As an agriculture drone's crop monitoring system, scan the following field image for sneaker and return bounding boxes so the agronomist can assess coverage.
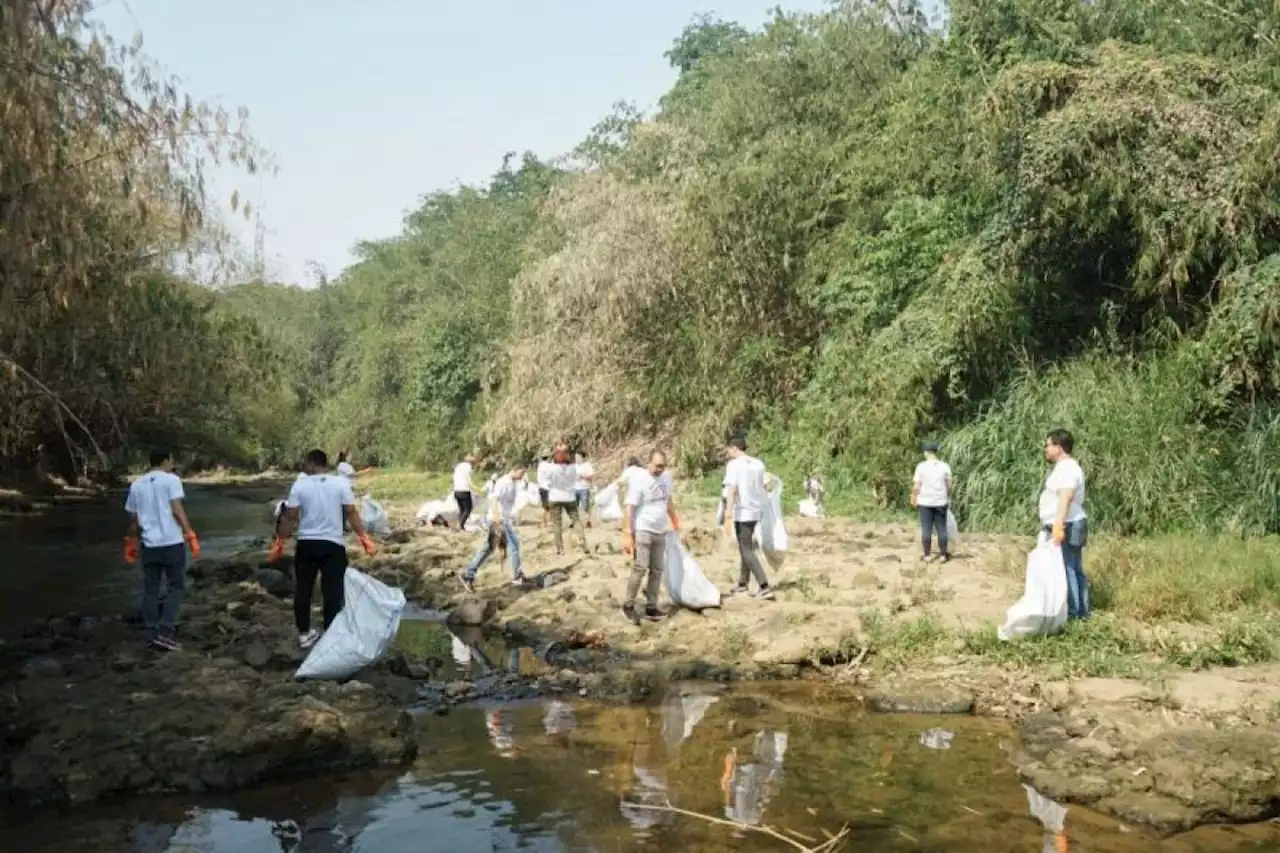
[643,607,667,622]
[938,554,951,564]
[298,629,321,649]
[726,584,749,597]
[922,554,935,563]
[461,575,475,593]
[752,586,776,601]
[621,604,641,626]
[511,574,527,587]
[150,635,181,652]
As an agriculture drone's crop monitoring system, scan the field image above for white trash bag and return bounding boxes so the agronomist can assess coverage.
[513,482,540,518]
[946,508,960,552]
[754,479,789,569]
[595,483,623,522]
[360,495,391,538]
[998,535,1069,641]
[295,568,407,680]
[664,533,721,610]
[798,498,824,519]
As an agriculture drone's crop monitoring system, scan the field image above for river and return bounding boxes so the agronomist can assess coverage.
[1,488,1278,851]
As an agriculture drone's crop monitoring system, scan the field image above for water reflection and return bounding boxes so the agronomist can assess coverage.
[4,683,1279,853]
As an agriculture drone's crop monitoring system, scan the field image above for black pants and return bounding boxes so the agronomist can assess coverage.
[918,505,949,556]
[734,520,770,588]
[455,491,473,530]
[294,539,348,633]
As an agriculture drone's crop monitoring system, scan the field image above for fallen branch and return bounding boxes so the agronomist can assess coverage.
[619,802,850,852]
[0,350,110,473]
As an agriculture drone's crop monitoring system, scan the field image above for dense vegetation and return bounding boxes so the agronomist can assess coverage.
[10,0,1280,537]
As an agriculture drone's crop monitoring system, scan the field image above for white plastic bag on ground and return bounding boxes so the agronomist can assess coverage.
[754,479,789,569]
[415,499,446,524]
[596,483,622,522]
[946,508,960,552]
[998,535,1068,641]
[798,498,824,519]
[295,569,406,680]
[664,533,721,610]
[360,495,390,538]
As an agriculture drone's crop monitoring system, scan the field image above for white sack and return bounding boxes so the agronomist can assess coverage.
[360,495,391,538]
[754,479,789,569]
[946,508,960,552]
[595,483,623,522]
[798,498,824,519]
[997,535,1069,641]
[295,568,406,680]
[664,533,721,610]
[513,483,540,517]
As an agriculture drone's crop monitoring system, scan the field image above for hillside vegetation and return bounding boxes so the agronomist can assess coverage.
[9,0,1280,539]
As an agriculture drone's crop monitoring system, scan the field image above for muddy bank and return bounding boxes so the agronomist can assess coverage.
[0,552,418,822]
[359,517,1280,834]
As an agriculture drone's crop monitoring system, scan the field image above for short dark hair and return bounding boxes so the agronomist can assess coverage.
[338,450,349,463]
[306,449,329,468]
[1046,429,1074,455]
[627,457,641,467]
[149,447,171,467]
[728,436,748,451]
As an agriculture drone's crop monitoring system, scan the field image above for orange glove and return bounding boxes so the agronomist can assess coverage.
[358,532,378,557]
[268,537,285,562]
[123,536,139,564]
[1051,522,1065,546]
[621,531,635,556]
[670,512,681,532]
[184,530,201,559]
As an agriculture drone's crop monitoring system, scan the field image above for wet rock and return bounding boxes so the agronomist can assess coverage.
[445,681,473,699]
[447,597,497,627]
[21,657,64,679]
[867,683,974,715]
[250,569,292,598]
[539,571,569,589]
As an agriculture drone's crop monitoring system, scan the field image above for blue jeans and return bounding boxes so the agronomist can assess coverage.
[1062,542,1090,620]
[575,488,592,515]
[463,521,522,580]
[140,543,187,637]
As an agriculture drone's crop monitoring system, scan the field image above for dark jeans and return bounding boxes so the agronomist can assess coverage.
[1043,523,1090,620]
[294,539,348,633]
[574,488,592,522]
[140,543,187,638]
[455,491,474,530]
[918,505,949,557]
[734,521,770,589]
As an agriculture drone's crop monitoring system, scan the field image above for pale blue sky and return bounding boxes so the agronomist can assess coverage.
[94,0,836,284]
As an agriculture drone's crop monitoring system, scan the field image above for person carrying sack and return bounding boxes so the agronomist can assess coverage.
[1039,429,1089,621]
[271,449,377,649]
[546,442,588,556]
[621,449,679,625]
[460,460,527,591]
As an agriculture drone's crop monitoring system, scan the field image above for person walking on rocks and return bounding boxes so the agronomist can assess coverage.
[722,437,774,600]
[452,453,479,532]
[546,443,588,556]
[621,449,679,624]
[124,447,200,652]
[271,449,377,648]
[910,441,952,564]
[572,450,595,529]
[461,461,527,592]
[1041,429,1089,620]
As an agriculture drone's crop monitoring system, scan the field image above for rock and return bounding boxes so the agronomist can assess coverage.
[244,642,271,669]
[445,681,473,699]
[447,597,497,627]
[867,684,974,715]
[250,569,292,598]
[21,657,64,679]
[540,571,569,589]
[852,571,880,588]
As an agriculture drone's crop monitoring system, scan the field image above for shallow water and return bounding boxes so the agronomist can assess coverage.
[3,682,1278,852]
[0,482,283,632]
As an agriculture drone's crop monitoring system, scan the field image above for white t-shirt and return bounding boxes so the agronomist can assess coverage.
[536,461,553,490]
[545,463,578,504]
[487,474,520,522]
[286,473,356,546]
[1038,457,1087,525]
[617,465,642,493]
[336,461,356,479]
[724,455,767,522]
[125,470,186,548]
[913,459,952,508]
[574,461,595,491]
[625,469,673,535]
[453,461,474,493]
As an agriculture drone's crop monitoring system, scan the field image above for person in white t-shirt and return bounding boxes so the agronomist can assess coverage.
[1040,429,1089,620]
[124,447,200,652]
[452,454,478,532]
[722,436,774,600]
[272,449,378,648]
[572,451,596,529]
[546,443,588,556]
[336,449,356,480]
[461,460,527,591]
[622,449,680,624]
[909,441,953,563]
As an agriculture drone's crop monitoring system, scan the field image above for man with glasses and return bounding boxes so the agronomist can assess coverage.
[621,449,680,624]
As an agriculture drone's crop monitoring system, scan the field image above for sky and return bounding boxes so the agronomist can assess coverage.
[93,0,833,285]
